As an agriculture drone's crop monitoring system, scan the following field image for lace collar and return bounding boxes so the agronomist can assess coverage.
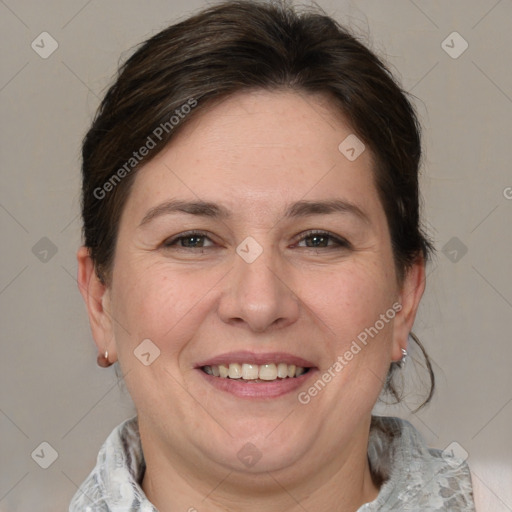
[70,415,475,511]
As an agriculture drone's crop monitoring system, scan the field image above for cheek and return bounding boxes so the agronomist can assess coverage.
[292,261,397,422]
[107,261,217,412]
[110,259,225,355]
[301,260,396,347]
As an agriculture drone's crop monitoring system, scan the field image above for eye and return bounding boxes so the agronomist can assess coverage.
[294,230,351,249]
[162,230,215,249]
[161,229,350,251]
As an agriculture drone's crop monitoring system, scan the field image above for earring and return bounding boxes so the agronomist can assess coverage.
[398,347,408,369]
[97,349,112,368]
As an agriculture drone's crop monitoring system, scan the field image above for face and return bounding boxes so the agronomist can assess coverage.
[79,90,424,485]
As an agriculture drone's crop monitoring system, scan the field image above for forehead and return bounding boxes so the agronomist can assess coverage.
[127,90,380,220]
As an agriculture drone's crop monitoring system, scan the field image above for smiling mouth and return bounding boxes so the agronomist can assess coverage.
[201,363,311,382]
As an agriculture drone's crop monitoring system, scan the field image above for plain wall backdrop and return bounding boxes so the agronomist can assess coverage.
[1,1,511,510]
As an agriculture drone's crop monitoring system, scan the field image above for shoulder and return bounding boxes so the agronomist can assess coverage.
[69,416,156,512]
[364,416,476,511]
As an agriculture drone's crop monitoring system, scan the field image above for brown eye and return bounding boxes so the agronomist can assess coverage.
[163,231,214,249]
[177,235,207,248]
[295,230,351,249]
[304,233,330,248]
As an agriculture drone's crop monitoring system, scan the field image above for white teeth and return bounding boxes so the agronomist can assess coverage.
[259,363,277,380]
[228,363,242,379]
[203,362,309,381]
[242,363,259,380]
[295,366,306,377]
[277,363,288,379]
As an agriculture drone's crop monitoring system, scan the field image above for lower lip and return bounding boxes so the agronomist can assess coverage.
[197,369,317,399]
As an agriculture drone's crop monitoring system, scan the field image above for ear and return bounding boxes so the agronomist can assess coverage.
[391,257,426,362]
[77,246,117,363]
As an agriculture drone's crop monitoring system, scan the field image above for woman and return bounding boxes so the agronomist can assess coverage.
[72,1,475,510]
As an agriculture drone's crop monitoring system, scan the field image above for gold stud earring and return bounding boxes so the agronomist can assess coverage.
[97,349,112,368]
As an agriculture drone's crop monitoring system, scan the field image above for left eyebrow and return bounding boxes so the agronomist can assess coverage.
[284,199,370,224]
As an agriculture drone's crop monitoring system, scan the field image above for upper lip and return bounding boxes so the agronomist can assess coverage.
[195,351,316,368]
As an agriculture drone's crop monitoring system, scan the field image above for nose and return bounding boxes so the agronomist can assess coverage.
[217,246,300,333]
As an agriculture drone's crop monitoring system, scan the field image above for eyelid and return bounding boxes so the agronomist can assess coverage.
[162,229,351,250]
[162,230,216,248]
[292,229,351,248]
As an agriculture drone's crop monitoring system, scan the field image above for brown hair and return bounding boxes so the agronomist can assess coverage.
[81,0,434,406]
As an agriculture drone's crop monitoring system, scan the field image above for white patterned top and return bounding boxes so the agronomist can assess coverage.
[70,415,475,511]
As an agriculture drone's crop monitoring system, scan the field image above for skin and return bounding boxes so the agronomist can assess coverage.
[78,90,425,511]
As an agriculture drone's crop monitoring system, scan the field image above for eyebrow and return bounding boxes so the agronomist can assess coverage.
[284,199,369,224]
[138,198,369,227]
[139,200,230,227]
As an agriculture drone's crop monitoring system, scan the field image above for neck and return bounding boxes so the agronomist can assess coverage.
[140,417,379,512]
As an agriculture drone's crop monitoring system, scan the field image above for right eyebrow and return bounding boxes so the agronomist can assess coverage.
[139,200,231,228]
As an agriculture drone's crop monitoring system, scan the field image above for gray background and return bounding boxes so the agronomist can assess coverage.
[1,1,511,510]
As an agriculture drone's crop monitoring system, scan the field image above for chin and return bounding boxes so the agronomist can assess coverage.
[205,420,313,474]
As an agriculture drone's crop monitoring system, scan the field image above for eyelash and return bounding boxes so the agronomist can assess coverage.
[162,229,351,251]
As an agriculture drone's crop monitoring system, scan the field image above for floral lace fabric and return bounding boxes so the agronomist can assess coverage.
[69,415,475,511]
[362,416,475,511]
